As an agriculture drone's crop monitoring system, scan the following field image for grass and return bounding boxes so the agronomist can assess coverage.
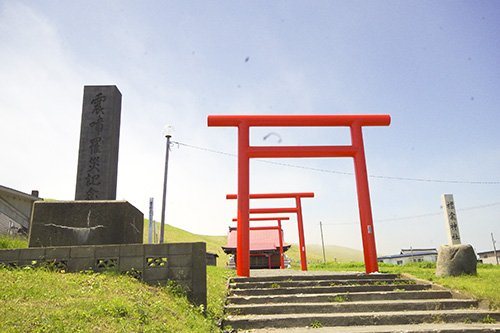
[0,236,27,249]
[2,228,500,331]
[0,261,235,332]
[0,266,220,332]
[0,234,236,332]
[308,261,500,310]
[206,266,236,320]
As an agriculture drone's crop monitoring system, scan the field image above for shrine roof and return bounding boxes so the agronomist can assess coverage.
[222,227,291,254]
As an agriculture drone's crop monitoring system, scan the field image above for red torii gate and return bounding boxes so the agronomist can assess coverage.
[231,216,289,269]
[227,192,314,271]
[208,115,391,277]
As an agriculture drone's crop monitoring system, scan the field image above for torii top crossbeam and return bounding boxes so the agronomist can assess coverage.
[208,114,391,277]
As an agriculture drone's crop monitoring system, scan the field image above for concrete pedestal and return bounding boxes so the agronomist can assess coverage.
[28,200,143,247]
[436,244,477,277]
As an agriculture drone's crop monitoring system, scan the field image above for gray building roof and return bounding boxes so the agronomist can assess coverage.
[0,185,42,231]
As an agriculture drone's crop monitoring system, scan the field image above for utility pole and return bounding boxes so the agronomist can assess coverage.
[492,233,499,265]
[160,126,173,244]
[320,221,326,263]
[148,198,154,244]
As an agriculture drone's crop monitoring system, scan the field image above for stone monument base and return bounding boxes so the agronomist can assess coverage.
[436,244,477,277]
[28,200,143,247]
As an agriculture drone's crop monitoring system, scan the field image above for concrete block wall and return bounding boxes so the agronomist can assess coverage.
[0,242,207,307]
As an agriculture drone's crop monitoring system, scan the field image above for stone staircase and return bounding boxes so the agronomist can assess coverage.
[223,271,500,332]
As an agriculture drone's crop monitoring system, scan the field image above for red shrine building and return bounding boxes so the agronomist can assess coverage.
[222,227,291,269]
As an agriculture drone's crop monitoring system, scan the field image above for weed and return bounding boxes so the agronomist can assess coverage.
[80,269,95,274]
[334,295,345,302]
[310,320,323,328]
[223,324,234,332]
[270,283,281,289]
[122,268,142,280]
[329,293,349,302]
[393,288,406,292]
[394,280,416,285]
[227,308,241,315]
[480,315,496,324]
[373,281,388,285]
[164,279,189,297]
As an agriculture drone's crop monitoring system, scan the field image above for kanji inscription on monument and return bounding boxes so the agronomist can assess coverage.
[441,194,461,245]
[75,86,122,200]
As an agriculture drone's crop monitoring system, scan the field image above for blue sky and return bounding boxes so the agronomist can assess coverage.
[1,1,499,256]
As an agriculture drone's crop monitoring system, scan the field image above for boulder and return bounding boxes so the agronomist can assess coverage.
[436,244,477,277]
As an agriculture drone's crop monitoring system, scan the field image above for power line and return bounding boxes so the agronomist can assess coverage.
[321,202,500,225]
[172,141,500,185]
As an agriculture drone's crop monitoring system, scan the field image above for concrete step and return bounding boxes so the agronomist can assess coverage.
[224,271,500,331]
[227,290,453,305]
[230,278,416,289]
[229,283,434,297]
[225,299,479,315]
[230,273,399,283]
[223,309,500,331]
[248,323,500,332]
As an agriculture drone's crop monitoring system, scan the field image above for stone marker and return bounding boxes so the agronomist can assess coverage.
[436,195,475,276]
[75,85,122,200]
[28,201,143,247]
[441,194,461,245]
[436,244,477,277]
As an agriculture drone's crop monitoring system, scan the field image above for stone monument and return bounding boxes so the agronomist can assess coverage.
[28,85,143,247]
[5,85,206,306]
[436,194,476,276]
[75,85,121,200]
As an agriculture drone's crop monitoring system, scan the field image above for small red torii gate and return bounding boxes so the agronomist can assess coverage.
[232,216,289,269]
[227,192,314,271]
[208,115,391,277]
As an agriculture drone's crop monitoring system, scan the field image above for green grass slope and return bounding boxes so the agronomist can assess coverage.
[287,244,363,265]
[144,222,232,267]
[144,220,363,267]
[3,220,363,268]
[0,235,232,332]
[0,266,226,332]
